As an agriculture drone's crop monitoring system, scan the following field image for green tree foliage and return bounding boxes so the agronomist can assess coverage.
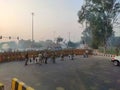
[81,26,92,46]
[78,0,120,49]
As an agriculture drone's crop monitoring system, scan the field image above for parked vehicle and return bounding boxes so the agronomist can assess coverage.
[111,56,120,66]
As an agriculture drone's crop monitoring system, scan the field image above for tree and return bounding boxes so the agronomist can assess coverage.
[78,0,120,50]
[81,26,92,46]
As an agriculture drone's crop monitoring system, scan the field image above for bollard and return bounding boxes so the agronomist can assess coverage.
[0,83,4,90]
[11,78,18,90]
[27,87,34,90]
[18,82,25,90]
[11,78,34,90]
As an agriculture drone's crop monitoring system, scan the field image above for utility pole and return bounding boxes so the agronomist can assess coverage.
[32,12,34,42]
[68,32,70,41]
[31,12,34,48]
[53,31,56,43]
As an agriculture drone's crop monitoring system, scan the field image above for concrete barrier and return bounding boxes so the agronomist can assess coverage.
[0,83,4,90]
[94,52,116,58]
[11,78,34,90]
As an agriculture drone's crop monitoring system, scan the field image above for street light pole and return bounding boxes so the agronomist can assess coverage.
[31,12,34,49]
[68,32,70,41]
[32,12,34,42]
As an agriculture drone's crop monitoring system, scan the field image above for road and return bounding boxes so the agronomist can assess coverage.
[0,55,120,90]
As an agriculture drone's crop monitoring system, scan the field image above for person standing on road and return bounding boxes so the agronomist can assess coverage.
[61,53,64,61]
[52,52,56,64]
[68,54,71,60]
[84,49,89,58]
[41,53,44,63]
[25,52,29,66]
[71,52,74,60]
[85,49,89,58]
[44,52,48,64]
[38,53,42,65]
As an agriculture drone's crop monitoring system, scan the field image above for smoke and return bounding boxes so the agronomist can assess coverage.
[2,44,10,50]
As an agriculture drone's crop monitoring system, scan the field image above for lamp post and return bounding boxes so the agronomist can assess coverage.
[31,12,34,48]
[68,32,70,41]
[32,12,34,42]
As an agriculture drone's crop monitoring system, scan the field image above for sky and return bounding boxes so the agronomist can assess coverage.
[0,0,84,42]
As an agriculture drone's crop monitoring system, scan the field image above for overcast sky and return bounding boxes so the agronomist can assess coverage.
[0,0,84,42]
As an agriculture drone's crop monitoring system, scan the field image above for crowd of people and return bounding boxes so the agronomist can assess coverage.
[24,49,90,66]
[24,51,76,66]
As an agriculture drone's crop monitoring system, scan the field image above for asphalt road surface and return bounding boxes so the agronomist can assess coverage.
[0,55,120,90]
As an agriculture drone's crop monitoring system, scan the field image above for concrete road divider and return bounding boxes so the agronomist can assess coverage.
[0,83,4,90]
[93,52,116,58]
[11,78,34,90]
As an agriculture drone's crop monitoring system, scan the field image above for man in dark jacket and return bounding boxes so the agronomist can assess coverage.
[25,53,29,66]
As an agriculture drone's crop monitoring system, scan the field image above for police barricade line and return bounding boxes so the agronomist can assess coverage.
[11,78,34,90]
[0,83,4,90]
